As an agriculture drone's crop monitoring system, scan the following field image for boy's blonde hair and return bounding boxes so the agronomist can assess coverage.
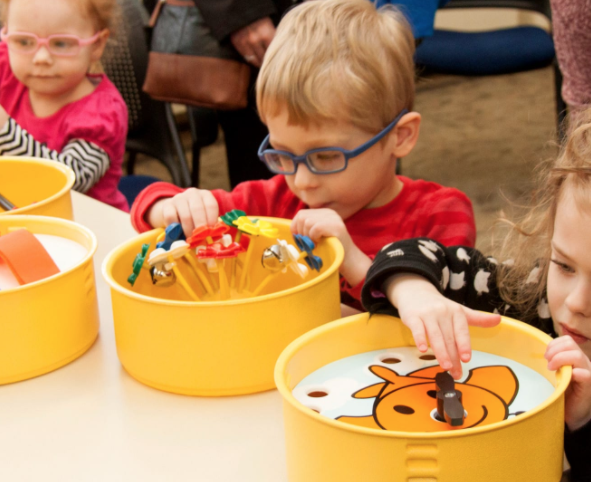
[257,0,415,133]
[498,108,591,318]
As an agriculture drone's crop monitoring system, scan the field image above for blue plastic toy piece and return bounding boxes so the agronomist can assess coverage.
[156,223,185,250]
[293,234,323,271]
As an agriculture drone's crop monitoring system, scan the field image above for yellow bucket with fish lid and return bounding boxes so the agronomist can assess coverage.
[0,157,75,219]
[102,217,344,396]
[0,215,98,384]
[275,312,571,482]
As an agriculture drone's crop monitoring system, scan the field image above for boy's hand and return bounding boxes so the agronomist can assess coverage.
[546,336,591,431]
[146,188,219,238]
[291,208,372,287]
[291,208,353,251]
[384,273,501,380]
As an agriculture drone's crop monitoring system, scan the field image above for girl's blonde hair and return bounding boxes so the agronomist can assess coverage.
[256,0,415,134]
[0,0,119,31]
[498,107,591,318]
[0,0,121,72]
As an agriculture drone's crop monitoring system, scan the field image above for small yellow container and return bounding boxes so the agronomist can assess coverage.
[275,313,571,482]
[0,215,99,384]
[102,217,344,396]
[0,157,75,219]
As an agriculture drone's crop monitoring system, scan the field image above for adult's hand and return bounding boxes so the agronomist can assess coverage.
[230,16,276,68]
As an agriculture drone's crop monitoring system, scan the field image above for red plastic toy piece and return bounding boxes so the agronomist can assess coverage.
[186,222,230,248]
[196,242,245,260]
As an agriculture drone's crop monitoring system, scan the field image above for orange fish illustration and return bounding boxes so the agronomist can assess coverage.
[337,364,518,432]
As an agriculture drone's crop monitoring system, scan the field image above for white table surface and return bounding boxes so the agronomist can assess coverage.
[0,192,288,482]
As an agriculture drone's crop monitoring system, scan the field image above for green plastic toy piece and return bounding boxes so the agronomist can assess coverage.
[219,209,247,227]
[127,243,150,286]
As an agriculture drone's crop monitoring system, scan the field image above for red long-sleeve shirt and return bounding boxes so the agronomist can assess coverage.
[131,175,475,307]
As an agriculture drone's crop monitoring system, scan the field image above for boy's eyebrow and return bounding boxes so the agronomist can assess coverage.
[268,137,290,151]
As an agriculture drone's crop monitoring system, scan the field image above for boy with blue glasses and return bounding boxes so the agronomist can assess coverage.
[131,0,475,312]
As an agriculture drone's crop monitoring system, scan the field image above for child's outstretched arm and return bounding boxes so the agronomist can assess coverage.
[291,208,372,289]
[361,238,503,379]
[0,116,110,194]
[383,272,500,379]
[147,188,220,237]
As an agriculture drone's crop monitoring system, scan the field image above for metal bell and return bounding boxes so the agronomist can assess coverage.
[261,244,286,272]
[150,264,176,287]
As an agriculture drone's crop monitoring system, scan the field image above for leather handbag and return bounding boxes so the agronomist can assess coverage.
[142,0,251,110]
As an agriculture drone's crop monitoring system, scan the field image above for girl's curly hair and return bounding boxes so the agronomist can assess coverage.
[496,108,591,319]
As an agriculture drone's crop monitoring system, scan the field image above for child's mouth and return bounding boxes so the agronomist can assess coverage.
[560,324,589,345]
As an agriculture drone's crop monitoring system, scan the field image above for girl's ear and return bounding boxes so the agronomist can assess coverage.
[90,29,110,62]
[391,111,421,158]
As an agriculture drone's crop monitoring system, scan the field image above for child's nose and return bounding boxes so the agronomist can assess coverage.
[565,278,591,317]
[32,45,53,64]
[292,163,317,189]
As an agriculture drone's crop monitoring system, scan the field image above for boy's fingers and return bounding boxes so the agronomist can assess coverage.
[199,192,219,226]
[175,200,196,237]
[161,203,180,228]
[452,311,471,363]
[290,213,304,235]
[463,307,501,327]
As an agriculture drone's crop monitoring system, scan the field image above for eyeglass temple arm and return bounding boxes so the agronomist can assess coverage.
[347,108,409,158]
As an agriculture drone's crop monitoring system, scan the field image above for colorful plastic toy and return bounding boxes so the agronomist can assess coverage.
[0,191,16,211]
[1,215,98,385]
[252,239,311,297]
[232,218,279,292]
[0,228,60,285]
[219,209,246,227]
[127,243,149,286]
[155,222,184,250]
[125,213,324,301]
[102,215,345,396]
[276,313,572,482]
[435,371,465,426]
[293,234,323,271]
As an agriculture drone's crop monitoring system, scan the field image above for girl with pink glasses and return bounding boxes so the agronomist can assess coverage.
[0,0,128,210]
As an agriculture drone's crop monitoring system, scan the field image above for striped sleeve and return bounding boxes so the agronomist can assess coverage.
[0,118,110,193]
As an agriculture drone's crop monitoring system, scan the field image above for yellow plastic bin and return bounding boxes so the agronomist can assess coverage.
[0,157,75,219]
[275,313,571,482]
[0,215,99,384]
[102,217,344,396]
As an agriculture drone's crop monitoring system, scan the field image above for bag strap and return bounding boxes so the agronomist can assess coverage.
[149,0,195,28]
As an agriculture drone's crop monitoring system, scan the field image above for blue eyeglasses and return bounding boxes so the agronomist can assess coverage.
[257,109,409,175]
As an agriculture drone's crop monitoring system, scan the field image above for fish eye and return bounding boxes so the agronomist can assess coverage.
[393,405,415,415]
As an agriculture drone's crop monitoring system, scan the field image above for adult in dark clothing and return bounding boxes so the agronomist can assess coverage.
[191,0,301,188]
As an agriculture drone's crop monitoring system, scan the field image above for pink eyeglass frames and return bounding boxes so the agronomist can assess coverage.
[0,28,102,56]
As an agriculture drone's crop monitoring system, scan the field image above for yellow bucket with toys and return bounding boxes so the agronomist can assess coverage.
[0,157,75,219]
[102,216,344,396]
[0,215,99,384]
[275,312,571,482]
